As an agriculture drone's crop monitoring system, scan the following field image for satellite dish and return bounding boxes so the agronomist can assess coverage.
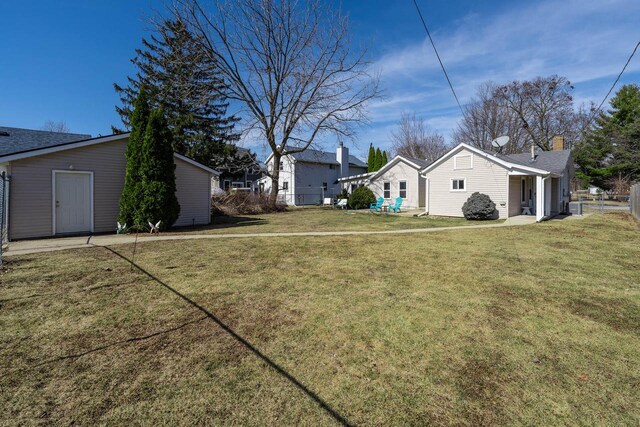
[491,136,510,149]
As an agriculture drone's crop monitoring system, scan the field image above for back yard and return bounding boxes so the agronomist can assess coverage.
[1,213,639,425]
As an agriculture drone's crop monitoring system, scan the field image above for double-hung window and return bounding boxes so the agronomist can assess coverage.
[399,181,407,198]
[383,182,391,199]
[283,181,289,191]
[451,178,465,191]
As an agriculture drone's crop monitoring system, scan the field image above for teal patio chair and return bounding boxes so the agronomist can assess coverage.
[369,197,384,212]
[387,197,403,213]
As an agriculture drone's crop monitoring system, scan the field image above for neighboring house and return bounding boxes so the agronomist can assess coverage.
[260,142,367,205]
[420,136,574,221]
[340,155,430,209]
[217,146,264,192]
[0,127,219,240]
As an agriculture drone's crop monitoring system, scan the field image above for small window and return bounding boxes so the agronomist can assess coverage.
[232,182,243,188]
[322,182,328,191]
[283,181,289,190]
[279,161,284,171]
[399,181,407,199]
[451,179,466,191]
[383,182,391,199]
[246,180,252,189]
[329,164,336,169]
[223,180,230,190]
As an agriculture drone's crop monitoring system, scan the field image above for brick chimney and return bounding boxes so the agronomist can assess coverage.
[336,141,349,178]
[552,135,565,151]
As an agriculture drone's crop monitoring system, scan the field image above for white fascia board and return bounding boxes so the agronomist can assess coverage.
[173,153,219,175]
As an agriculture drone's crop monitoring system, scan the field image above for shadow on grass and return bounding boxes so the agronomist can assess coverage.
[170,215,268,233]
[102,246,353,427]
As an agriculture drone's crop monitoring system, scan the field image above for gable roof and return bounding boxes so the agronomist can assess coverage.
[0,126,91,157]
[503,150,572,175]
[0,130,219,175]
[288,148,367,167]
[369,155,431,181]
[420,143,553,176]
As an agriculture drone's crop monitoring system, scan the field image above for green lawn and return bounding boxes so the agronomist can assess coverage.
[168,207,503,235]
[1,213,639,425]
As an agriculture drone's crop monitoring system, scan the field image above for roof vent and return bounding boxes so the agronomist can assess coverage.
[0,131,9,137]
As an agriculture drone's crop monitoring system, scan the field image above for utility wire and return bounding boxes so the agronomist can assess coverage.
[588,40,640,126]
[412,0,464,115]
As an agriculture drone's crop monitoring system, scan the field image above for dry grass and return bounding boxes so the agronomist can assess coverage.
[1,213,639,425]
[167,207,503,236]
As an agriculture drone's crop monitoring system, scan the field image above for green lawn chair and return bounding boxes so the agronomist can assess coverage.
[387,197,403,213]
[369,197,384,212]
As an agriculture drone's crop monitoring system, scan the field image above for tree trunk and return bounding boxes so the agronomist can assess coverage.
[269,152,281,207]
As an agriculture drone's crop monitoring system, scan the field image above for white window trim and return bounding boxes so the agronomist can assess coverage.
[453,154,473,170]
[383,181,391,198]
[399,180,407,199]
[52,170,94,235]
[450,178,467,192]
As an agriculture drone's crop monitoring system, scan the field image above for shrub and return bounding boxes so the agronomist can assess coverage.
[348,186,376,209]
[212,192,287,216]
[462,192,497,220]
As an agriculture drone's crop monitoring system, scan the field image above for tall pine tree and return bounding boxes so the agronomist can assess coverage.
[118,88,151,227]
[367,143,375,172]
[381,150,388,167]
[113,19,239,167]
[136,108,181,230]
[374,147,383,171]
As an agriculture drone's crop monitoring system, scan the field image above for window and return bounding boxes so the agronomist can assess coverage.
[231,182,243,188]
[223,180,230,190]
[283,181,289,190]
[279,161,284,171]
[329,164,336,169]
[322,182,328,191]
[246,180,252,189]
[383,182,391,199]
[399,181,407,199]
[451,179,466,191]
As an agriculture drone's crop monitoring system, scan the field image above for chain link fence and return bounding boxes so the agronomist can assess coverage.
[631,183,640,221]
[0,171,9,266]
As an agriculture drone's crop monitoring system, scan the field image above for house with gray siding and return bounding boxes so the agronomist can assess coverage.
[0,127,219,240]
[260,143,367,205]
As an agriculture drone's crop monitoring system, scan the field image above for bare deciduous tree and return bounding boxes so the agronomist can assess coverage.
[390,112,448,162]
[453,82,529,154]
[41,120,70,133]
[170,0,380,204]
[455,77,590,153]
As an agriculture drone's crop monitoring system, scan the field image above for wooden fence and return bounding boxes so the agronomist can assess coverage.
[631,183,640,221]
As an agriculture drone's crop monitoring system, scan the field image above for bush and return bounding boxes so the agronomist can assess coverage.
[462,192,497,220]
[212,192,287,216]
[348,186,376,209]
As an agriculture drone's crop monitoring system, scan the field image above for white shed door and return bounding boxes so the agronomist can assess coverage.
[55,172,92,234]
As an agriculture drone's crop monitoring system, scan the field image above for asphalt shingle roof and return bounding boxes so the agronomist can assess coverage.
[403,156,432,168]
[503,150,572,175]
[288,147,367,167]
[0,126,92,157]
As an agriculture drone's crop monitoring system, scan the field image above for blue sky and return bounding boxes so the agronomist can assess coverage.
[1,0,639,161]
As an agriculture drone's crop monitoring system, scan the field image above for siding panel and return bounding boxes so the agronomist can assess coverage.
[174,157,212,227]
[425,149,509,218]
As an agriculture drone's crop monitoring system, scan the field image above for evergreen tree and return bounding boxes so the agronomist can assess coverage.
[113,19,239,168]
[374,147,383,171]
[381,150,388,166]
[367,143,375,172]
[136,108,181,230]
[574,84,640,189]
[118,88,151,226]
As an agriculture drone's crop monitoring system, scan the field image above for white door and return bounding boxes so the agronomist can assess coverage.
[54,172,92,234]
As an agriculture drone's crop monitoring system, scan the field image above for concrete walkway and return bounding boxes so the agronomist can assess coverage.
[2,215,546,257]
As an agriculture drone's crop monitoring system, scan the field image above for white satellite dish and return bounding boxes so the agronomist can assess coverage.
[491,136,510,151]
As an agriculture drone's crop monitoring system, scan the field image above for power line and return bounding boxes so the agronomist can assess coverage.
[588,40,640,125]
[412,0,464,115]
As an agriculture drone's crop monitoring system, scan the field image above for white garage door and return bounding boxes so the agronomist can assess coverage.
[54,171,93,234]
